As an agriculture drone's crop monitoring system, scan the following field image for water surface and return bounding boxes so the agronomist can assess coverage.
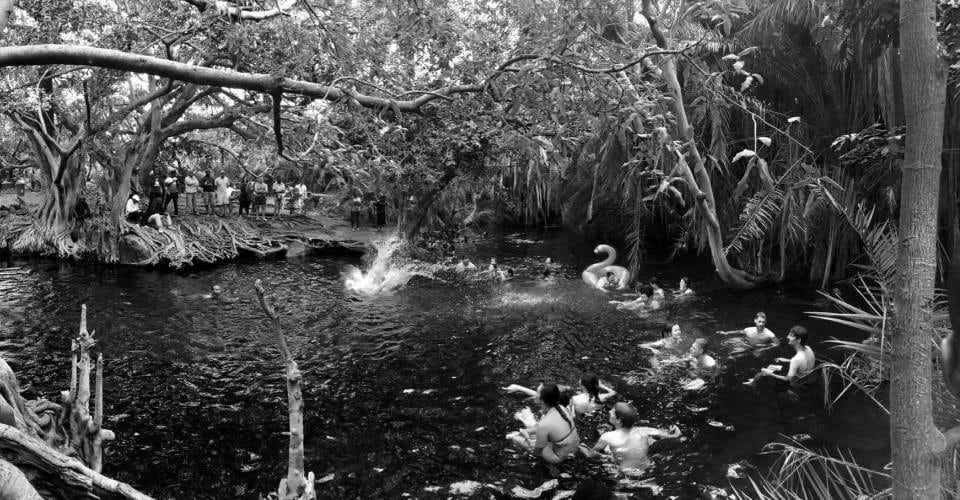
[0,231,886,498]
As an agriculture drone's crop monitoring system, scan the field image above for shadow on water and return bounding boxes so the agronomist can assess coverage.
[0,230,889,498]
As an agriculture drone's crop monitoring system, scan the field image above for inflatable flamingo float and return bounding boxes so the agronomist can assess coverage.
[582,244,631,290]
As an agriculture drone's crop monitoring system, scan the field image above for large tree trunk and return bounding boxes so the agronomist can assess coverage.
[640,0,756,289]
[890,0,947,497]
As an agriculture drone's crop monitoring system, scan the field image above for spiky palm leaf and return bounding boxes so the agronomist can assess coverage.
[732,438,891,500]
[724,186,786,256]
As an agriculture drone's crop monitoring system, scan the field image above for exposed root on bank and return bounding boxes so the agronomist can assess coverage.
[0,211,334,267]
[0,305,151,499]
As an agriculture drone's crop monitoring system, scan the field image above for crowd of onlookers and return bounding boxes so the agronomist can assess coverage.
[123,168,315,231]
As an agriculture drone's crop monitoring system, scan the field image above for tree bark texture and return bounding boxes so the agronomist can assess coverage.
[891,0,947,497]
[254,280,315,500]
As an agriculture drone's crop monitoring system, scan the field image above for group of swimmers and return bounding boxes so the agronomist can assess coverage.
[500,311,819,484]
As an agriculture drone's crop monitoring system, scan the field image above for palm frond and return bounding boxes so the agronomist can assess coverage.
[724,186,786,256]
[732,438,891,499]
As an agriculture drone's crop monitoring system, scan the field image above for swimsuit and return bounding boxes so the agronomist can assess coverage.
[547,406,579,459]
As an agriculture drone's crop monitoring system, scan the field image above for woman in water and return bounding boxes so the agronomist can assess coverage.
[505,383,580,464]
[570,372,617,416]
[640,323,684,354]
[674,277,694,297]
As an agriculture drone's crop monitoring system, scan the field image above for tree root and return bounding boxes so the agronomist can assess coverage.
[0,305,151,499]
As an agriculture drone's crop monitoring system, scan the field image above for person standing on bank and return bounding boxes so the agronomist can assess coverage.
[350,196,363,230]
[272,178,287,217]
[163,169,180,216]
[200,170,216,215]
[214,171,230,217]
[375,195,387,231]
[253,177,269,220]
[184,171,199,215]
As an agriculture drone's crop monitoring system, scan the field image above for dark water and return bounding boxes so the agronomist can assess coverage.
[0,231,888,499]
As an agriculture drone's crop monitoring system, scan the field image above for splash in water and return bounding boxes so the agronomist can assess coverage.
[344,237,418,295]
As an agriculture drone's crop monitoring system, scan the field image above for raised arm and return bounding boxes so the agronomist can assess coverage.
[502,384,539,398]
[598,381,617,401]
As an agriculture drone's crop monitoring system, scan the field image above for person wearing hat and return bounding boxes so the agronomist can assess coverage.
[125,193,142,223]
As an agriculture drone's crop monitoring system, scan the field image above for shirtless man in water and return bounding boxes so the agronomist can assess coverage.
[744,326,815,386]
[580,402,681,474]
[718,311,777,346]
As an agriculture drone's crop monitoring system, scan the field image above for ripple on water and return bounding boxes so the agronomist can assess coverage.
[0,238,880,498]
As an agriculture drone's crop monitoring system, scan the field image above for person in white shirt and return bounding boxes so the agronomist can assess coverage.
[294,181,308,214]
[214,171,230,217]
[125,194,142,223]
[183,172,200,215]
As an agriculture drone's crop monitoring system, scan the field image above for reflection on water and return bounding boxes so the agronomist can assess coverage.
[0,231,886,498]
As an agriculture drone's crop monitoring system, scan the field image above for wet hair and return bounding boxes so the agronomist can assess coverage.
[790,325,809,345]
[756,311,767,320]
[540,383,574,427]
[661,323,680,338]
[640,285,654,297]
[680,276,690,286]
[691,338,708,353]
[649,276,661,287]
[580,372,600,403]
[613,402,637,428]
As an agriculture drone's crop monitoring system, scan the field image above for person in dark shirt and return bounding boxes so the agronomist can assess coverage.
[200,171,216,215]
[375,195,387,231]
[74,196,91,222]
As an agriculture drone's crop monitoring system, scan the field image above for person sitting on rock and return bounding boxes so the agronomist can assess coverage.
[124,194,142,223]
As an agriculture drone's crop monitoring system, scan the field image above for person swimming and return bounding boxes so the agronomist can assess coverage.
[674,277,694,297]
[744,325,815,387]
[718,311,776,345]
[640,323,684,354]
[580,402,681,474]
[505,383,580,464]
[611,285,655,310]
[595,271,618,291]
[687,338,718,380]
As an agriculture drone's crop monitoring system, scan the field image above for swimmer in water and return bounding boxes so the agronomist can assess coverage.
[570,372,617,416]
[505,383,580,464]
[648,277,665,300]
[674,277,694,297]
[611,285,651,310]
[717,311,777,347]
[743,326,815,386]
[580,402,681,475]
[595,271,617,291]
[640,323,684,354]
[686,338,718,380]
[208,285,240,303]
